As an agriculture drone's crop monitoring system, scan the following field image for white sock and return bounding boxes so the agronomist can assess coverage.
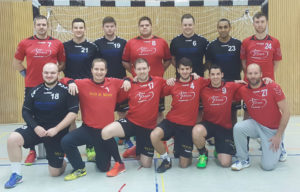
[161,152,170,162]
[11,162,21,175]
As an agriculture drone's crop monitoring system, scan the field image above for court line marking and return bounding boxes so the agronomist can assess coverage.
[0,132,10,140]
[118,183,126,192]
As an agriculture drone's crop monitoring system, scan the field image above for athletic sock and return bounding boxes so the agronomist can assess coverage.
[11,162,21,175]
[160,152,170,162]
[29,146,35,151]
[198,147,207,155]
[106,138,123,164]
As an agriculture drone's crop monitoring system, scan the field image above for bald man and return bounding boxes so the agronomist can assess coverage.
[4,63,79,189]
[231,64,290,171]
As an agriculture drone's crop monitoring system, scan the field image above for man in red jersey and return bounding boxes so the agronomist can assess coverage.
[13,15,66,165]
[192,65,244,168]
[231,64,290,171]
[150,57,209,173]
[60,58,131,180]
[102,58,166,168]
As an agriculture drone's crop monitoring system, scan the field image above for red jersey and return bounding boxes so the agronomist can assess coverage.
[61,77,123,129]
[163,77,209,126]
[235,82,285,129]
[240,35,282,80]
[201,82,243,129]
[119,76,165,129]
[122,36,171,77]
[15,36,66,87]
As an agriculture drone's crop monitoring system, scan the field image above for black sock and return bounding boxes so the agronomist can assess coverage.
[30,146,35,151]
[198,147,207,155]
[105,138,123,164]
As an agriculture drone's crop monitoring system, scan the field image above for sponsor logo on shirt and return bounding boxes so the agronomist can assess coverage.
[32,48,52,58]
[248,98,267,109]
[137,47,157,56]
[135,91,154,103]
[176,91,195,102]
[208,96,228,106]
[250,49,269,60]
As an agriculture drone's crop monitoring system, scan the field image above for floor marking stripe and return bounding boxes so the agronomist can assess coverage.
[118,184,126,192]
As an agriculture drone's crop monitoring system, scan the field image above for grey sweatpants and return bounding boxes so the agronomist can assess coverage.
[233,119,281,171]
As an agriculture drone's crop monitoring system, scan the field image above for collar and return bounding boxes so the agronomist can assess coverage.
[91,78,105,85]
[208,81,225,89]
[247,81,266,89]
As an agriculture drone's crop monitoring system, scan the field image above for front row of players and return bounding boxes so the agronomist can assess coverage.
[5,58,289,188]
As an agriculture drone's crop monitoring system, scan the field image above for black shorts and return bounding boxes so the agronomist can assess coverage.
[15,125,67,168]
[159,98,165,112]
[232,101,242,110]
[200,121,236,155]
[158,119,193,158]
[118,118,154,157]
[115,99,129,112]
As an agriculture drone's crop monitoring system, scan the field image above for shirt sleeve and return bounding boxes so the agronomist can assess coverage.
[94,41,102,59]
[205,43,213,62]
[240,39,247,60]
[233,86,243,102]
[22,90,38,129]
[170,38,176,56]
[271,83,285,102]
[122,40,131,62]
[162,39,172,61]
[57,41,66,62]
[14,39,26,61]
[161,84,172,97]
[67,94,79,114]
[273,39,282,61]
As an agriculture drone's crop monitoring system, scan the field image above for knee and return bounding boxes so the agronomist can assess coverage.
[60,135,70,150]
[101,128,112,140]
[261,162,276,171]
[219,159,231,168]
[7,132,23,147]
[192,125,206,138]
[141,160,152,168]
[150,128,163,142]
[179,161,190,168]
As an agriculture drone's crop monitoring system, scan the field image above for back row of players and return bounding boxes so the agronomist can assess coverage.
[4,12,289,188]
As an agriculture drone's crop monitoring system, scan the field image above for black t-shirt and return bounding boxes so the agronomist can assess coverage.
[170,34,209,77]
[94,36,127,79]
[22,82,79,130]
[206,37,242,81]
[63,39,98,79]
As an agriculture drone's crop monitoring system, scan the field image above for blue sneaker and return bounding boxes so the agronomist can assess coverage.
[231,159,250,171]
[124,139,134,149]
[279,142,287,162]
[4,173,23,188]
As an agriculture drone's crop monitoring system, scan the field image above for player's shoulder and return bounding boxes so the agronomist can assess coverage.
[63,39,73,46]
[266,82,281,89]
[267,35,280,43]
[116,36,127,43]
[230,37,242,44]
[242,35,253,43]
[94,36,105,44]
[195,34,209,41]
[30,84,44,97]
[85,40,98,48]
[171,34,183,41]
[207,38,218,47]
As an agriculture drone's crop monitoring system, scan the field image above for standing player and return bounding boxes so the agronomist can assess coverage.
[4,63,78,189]
[13,15,66,165]
[231,64,289,171]
[151,58,209,173]
[63,18,98,162]
[102,58,166,168]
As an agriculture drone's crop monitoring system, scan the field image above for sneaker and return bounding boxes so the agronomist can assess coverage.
[156,159,172,173]
[231,159,250,171]
[106,162,126,177]
[4,173,23,189]
[122,145,136,158]
[24,150,36,166]
[86,147,96,162]
[124,139,134,149]
[197,154,208,168]
[279,143,287,162]
[64,168,87,181]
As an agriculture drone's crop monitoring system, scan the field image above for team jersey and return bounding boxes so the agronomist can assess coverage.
[94,36,127,79]
[14,35,66,87]
[162,77,209,126]
[118,76,166,129]
[63,39,98,79]
[170,34,209,77]
[61,77,123,129]
[201,82,243,129]
[206,37,242,81]
[22,82,79,130]
[240,35,282,80]
[235,82,285,129]
[122,36,171,77]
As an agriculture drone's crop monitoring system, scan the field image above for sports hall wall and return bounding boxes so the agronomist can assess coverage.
[0,0,299,123]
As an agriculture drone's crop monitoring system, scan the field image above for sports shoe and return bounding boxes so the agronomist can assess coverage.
[86,147,96,162]
[156,159,172,173]
[124,139,134,149]
[24,150,36,166]
[231,159,250,171]
[106,162,126,177]
[279,143,287,162]
[64,168,87,181]
[122,145,136,158]
[4,173,23,188]
[197,154,208,168]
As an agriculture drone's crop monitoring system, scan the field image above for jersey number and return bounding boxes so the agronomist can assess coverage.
[148,82,154,89]
[81,47,88,53]
[261,89,268,96]
[51,93,59,100]
[190,82,195,89]
[265,43,272,50]
[114,43,121,48]
[228,46,236,52]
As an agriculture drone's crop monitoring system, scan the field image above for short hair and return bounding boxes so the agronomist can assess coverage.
[177,57,193,68]
[72,18,85,28]
[92,58,107,69]
[181,14,195,23]
[247,63,262,73]
[102,16,116,26]
[209,64,222,73]
[33,15,48,25]
[134,58,149,68]
[138,16,152,26]
[217,18,231,27]
[253,11,268,21]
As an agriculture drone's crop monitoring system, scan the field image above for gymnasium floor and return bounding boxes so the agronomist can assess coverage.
[0,117,299,192]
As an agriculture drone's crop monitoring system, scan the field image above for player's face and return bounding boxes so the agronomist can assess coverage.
[135,62,150,82]
[247,65,262,87]
[42,64,59,86]
[103,22,116,36]
[209,68,223,87]
[182,18,195,37]
[139,20,152,37]
[34,19,48,36]
[253,16,267,34]
[217,21,231,39]
[72,22,85,39]
[178,65,192,81]
[91,62,107,83]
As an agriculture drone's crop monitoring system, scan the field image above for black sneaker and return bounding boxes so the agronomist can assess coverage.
[156,159,172,173]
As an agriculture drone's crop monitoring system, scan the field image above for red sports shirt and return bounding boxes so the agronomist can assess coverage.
[240,35,282,80]
[61,77,123,129]
[119,76,166,129]
[15,36,66,87]
[201,82,243,129]
[122,36,171,77]
[235,82,285,129]
[163,77,209,126]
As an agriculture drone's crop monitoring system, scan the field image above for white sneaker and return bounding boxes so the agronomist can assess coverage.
[231,159,250,171]
[279,143,287,162]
